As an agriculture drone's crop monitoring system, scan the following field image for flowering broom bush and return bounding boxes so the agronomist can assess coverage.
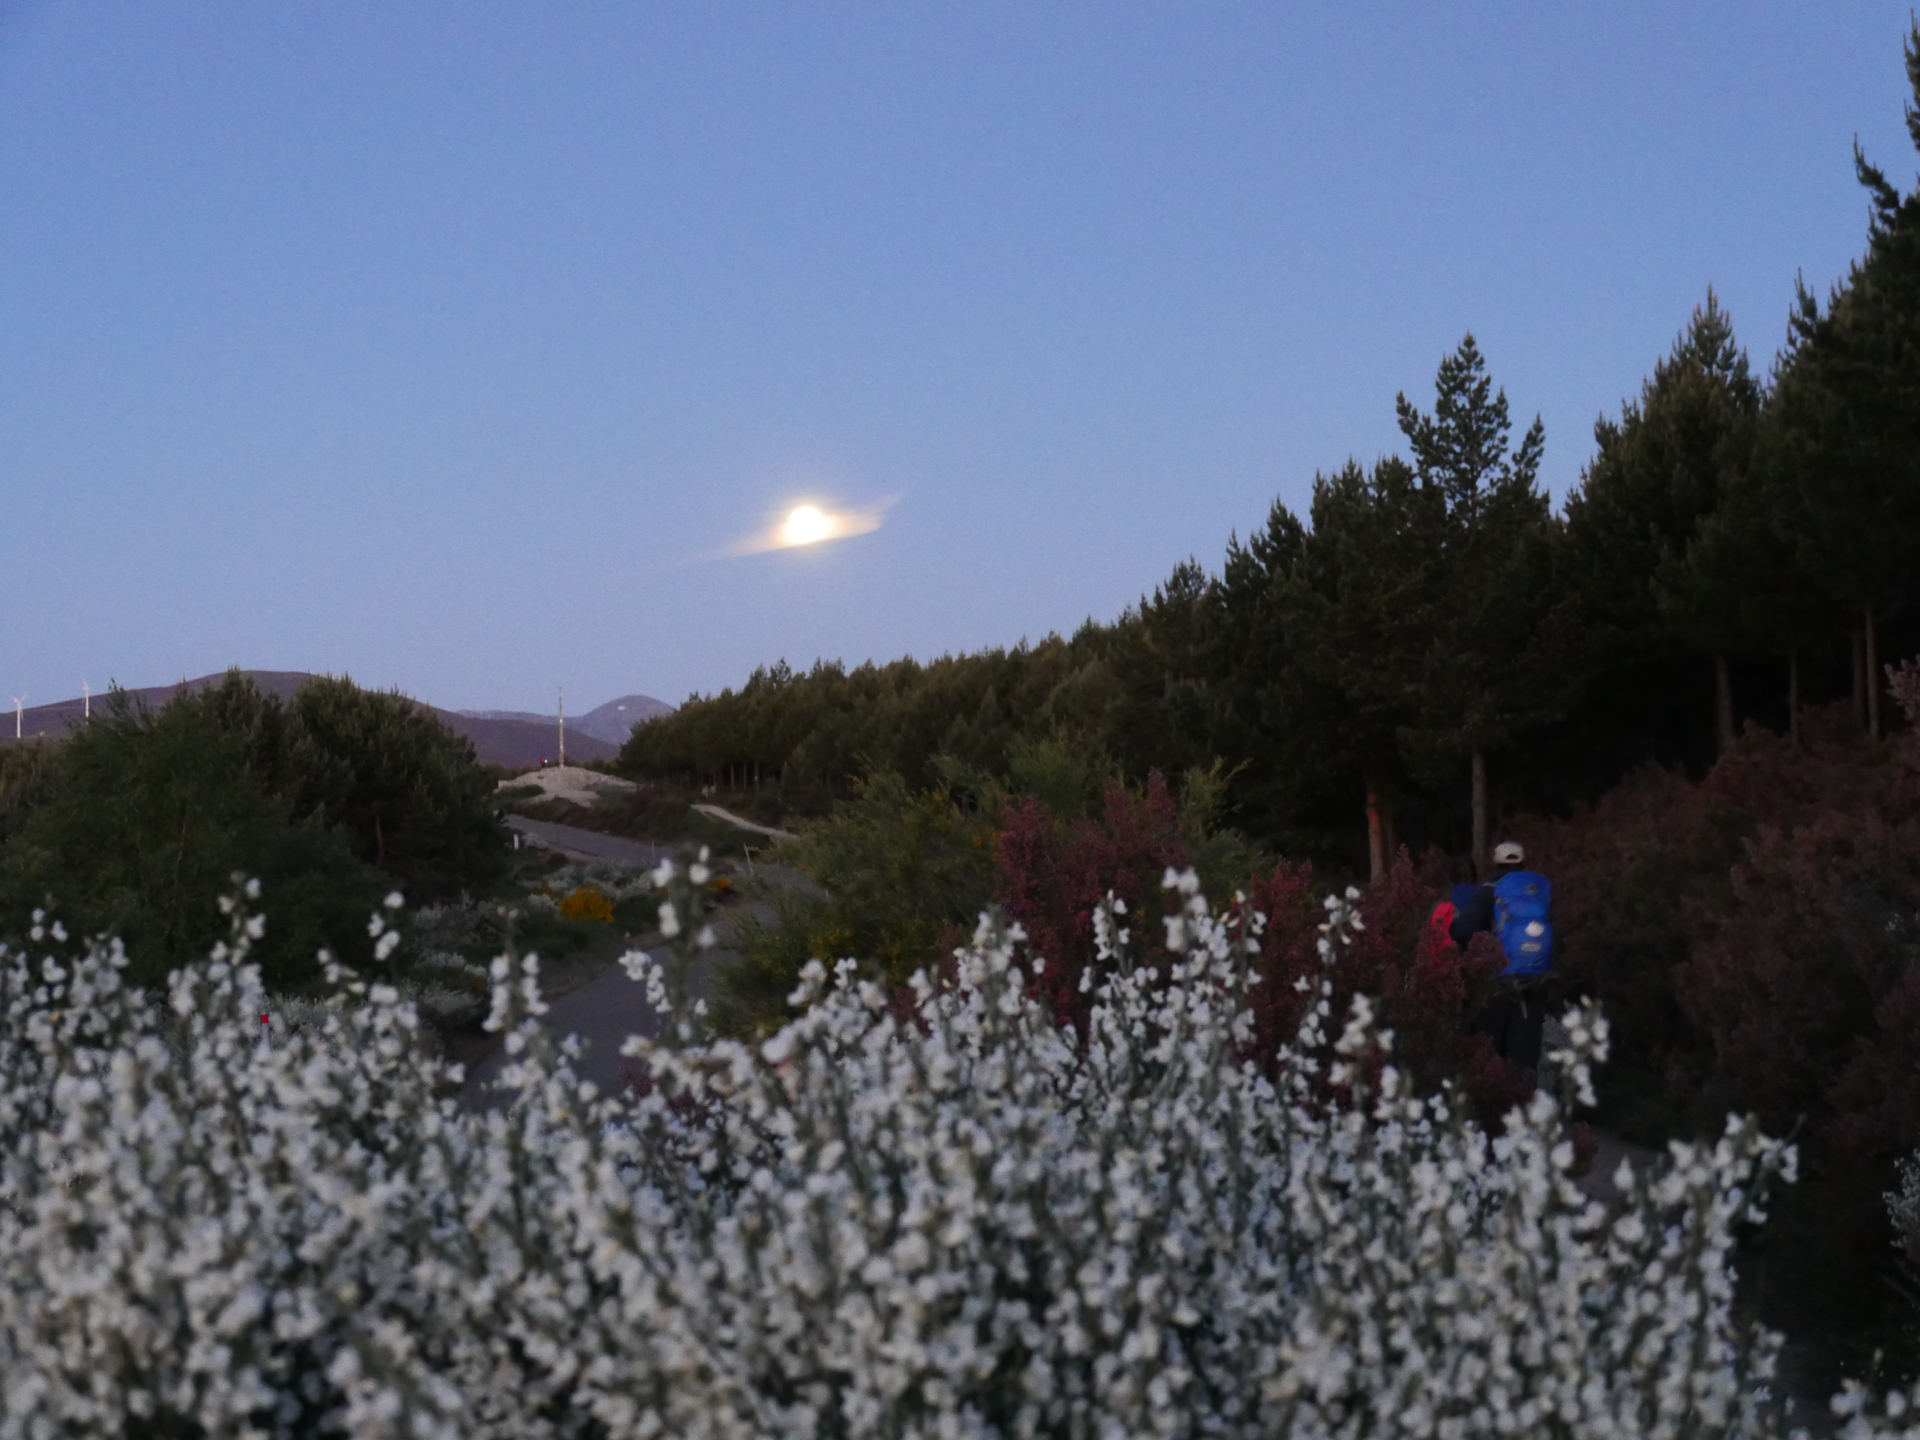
[2,858,1894,1438]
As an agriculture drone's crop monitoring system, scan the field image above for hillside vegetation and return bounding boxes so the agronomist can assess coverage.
[0,672,507,990]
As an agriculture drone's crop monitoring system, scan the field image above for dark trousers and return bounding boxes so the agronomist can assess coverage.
[1477,985,1546,1072]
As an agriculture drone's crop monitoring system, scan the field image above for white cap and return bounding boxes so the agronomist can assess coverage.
[1493,841,1525,866]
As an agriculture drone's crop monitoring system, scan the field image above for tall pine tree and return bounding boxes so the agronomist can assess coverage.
[1214,457,1441,878]
[1394,336,1556,875]
[1763,22,1920,738]
[1564,294,1760,759]
[1280,457,1443,878]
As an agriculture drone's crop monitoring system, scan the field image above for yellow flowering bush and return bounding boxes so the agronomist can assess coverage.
[558,884,614,923]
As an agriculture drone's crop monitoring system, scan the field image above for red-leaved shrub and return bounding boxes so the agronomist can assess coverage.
[1245,849,1521,1120]
[1501,763,1748,1134]
[995,772,1190,1032]
[1511,698,1920,1262]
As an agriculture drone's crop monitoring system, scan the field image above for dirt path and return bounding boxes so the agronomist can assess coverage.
[506,814,673,866]
[691,803,797,840]
[453,874,790,1109]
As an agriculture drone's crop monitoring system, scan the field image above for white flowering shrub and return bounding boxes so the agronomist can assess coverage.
[0,860,1886,1438]
[1889,1152,1920,1264]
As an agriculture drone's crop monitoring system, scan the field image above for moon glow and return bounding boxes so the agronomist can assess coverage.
[782,505,832,546]
[718,494,900,558]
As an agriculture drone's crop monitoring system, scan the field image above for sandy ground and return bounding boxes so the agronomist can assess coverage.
[500,764,637,807]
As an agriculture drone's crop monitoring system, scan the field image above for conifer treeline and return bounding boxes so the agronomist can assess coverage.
[624,28,1920,876]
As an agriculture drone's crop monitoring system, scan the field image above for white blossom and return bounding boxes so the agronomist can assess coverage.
[0,866,1883,1439]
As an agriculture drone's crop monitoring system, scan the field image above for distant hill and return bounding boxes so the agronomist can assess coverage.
[459,693,674,747]
[440,712,618,767]
[0,671,621,769]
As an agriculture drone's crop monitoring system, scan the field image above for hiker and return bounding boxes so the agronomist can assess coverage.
[1449,840,1555,1073]
[1424,893,1462,968]
[1424,861,1478,970]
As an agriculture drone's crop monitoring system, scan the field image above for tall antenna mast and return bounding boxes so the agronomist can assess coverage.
[558,687,566,768]
[10,696,22,741]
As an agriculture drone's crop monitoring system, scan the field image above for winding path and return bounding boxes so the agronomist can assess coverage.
[464,814,786,1106]
[506,814,672,866]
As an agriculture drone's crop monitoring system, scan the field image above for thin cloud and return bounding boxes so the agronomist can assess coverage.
[721,494,901,558]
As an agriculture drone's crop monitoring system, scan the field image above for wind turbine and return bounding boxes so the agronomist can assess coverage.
[558,687,566,768]
[11,696,23,741]
[82,681,90,721]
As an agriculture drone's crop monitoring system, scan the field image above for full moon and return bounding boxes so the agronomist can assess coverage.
[727,495,893,556]
[782,505,832,546]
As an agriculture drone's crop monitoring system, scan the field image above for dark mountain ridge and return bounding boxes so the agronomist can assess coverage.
[1,672,619,768]
[458,693,674,746]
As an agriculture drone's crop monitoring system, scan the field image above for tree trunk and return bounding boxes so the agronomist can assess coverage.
[1867,603,1882,740]
[1788,652,1802,751]
[1853,627,1868,732]
[1471,748,1488,881]
[1714,653,1735,757]
[1365,777,1390,883]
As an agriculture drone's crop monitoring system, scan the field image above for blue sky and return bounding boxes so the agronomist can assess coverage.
[1,3,1914,713]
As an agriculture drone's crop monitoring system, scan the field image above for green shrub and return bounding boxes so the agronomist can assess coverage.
[0,689,378,991]
[0,672,511,992]
[720,772,996,1034]
[277,674,507,900]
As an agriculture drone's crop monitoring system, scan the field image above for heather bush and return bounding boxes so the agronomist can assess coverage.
[995,770,1190,1028]
[757,768,1501,1118]
[1508,698,1920,1297]
[1682,805,1920,1153]
[0,858,1852,1438]
[728,754,1266,1045]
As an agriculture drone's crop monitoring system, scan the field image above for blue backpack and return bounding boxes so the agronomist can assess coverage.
[1493,870,1554,976]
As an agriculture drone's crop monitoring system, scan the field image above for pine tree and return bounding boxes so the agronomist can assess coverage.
[1208,498,1319,848]
[1763,23,1920,738]
[1394,336,1556,875]
[1099,558,1227,782]
[1564,294,1763,759]
[1265,457,1442,878]
[1643,295,1766,753]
